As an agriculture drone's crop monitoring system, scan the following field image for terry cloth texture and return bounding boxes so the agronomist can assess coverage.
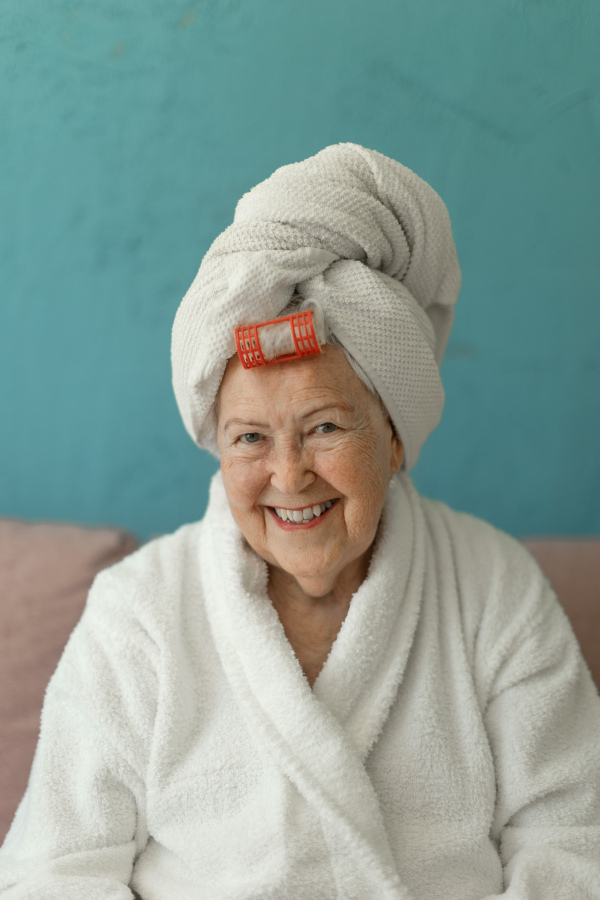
[2,473,600,899]
[171,143,461,470]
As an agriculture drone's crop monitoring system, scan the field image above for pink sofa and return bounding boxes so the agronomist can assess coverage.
[0,519,138,843]
[0,519,598,844]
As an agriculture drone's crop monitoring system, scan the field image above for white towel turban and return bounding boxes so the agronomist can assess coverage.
[171,143,461,470]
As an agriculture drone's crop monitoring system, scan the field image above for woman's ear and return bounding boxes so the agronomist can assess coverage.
[389,425,404,475]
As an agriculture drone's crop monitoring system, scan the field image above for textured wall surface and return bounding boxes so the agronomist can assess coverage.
[1,0,599,540]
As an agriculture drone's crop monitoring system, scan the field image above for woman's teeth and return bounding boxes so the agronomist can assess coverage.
[274,500,334,523]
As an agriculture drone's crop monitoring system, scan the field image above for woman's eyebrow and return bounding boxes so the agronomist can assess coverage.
[300,402,352,420]
[224,417,269,431]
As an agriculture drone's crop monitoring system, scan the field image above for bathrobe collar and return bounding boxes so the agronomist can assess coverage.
[201,471,424,899]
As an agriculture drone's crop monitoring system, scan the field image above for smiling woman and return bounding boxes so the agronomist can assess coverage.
[217,348,402,585]
[218,345,403,685]
[1,144,600,900]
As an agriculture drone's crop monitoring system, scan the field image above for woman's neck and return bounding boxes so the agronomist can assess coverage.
[267,550,371,686]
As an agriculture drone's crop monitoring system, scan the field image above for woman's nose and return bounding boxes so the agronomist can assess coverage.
[267,444,315,496]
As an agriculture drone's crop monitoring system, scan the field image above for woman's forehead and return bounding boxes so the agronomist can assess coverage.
[218,345,373,419]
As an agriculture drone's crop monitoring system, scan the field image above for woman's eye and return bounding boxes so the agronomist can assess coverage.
[316,422,337,434]
[239,432,262,444]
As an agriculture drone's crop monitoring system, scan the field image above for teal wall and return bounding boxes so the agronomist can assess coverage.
[1,0,599,540]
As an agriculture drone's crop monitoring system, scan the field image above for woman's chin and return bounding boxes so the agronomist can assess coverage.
[266,534,375,599]
[269,554,342,596]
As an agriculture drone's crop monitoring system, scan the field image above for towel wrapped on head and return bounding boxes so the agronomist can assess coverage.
[171,142,461,470]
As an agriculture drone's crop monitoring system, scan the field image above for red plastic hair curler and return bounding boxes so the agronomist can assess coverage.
[234,309,322,369]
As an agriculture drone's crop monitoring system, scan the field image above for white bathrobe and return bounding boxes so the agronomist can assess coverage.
[1,472,600,899]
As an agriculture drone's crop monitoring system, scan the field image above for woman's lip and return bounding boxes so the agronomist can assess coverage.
[269,500,335,512]
[267,499,338,530]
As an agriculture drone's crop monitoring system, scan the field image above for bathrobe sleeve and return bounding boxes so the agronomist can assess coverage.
[0,565,157,899]
[473,532,600,898]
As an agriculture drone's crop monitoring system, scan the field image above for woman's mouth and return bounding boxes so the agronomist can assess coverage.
[268,499,338,529]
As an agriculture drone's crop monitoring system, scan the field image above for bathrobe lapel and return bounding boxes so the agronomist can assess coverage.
[202,472,424,899]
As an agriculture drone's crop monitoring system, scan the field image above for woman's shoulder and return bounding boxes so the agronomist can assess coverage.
[99,518,206,585]
[417,492,558,634]
[83,518,208,643]
[415,493,581,699]
[418,492,537,571]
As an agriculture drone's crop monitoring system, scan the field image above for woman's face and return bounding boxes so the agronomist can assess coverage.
[217,345,403,597]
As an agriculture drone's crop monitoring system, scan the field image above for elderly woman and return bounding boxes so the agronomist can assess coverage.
[1,144,600,900]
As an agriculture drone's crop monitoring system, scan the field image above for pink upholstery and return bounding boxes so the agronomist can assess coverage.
[0,519,138,844]
[524,539,600,691]
[0,525,598,847]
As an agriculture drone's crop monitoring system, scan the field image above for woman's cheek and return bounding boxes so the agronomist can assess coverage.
[321,438,387,496]
[325,446,389,538]
[222,456,263,512]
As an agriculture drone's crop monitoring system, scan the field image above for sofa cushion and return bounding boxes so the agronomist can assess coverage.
[0,519,138,843]
[524,539,600,691]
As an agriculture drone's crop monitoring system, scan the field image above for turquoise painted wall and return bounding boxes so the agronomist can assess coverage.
[1,0,599,540]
